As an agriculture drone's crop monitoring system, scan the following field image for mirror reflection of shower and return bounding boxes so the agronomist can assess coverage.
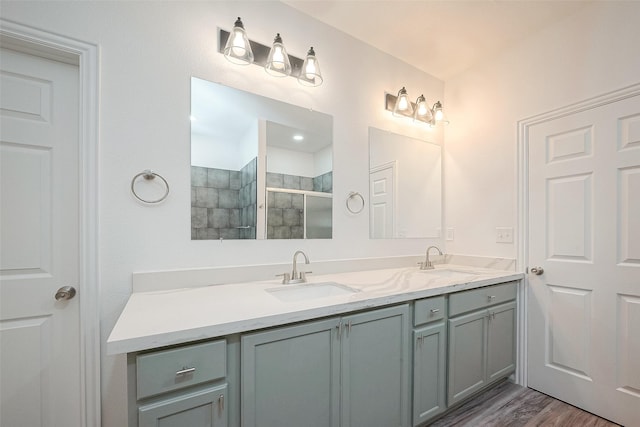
[190,78,333,240]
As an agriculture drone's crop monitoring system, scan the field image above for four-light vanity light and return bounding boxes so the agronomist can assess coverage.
[220,17,323,87]
[386,87,449,126]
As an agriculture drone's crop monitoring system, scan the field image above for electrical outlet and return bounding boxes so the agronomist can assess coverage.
[496,227,513,243]
[446,228,455,241]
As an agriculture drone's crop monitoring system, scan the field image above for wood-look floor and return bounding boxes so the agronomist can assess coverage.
[428,381,621,427]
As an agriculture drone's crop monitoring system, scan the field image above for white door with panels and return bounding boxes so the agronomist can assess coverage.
[369,163,395,238]
[527,92,640,426]
[0,47,82,426]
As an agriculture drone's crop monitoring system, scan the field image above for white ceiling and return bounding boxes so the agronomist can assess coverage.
[283,0,594,80]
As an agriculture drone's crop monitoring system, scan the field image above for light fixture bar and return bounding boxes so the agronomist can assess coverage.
[218,28,305,78]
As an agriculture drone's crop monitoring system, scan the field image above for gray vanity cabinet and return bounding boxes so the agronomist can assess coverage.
[340,306,411,427]
[130,340,229,427]
[241,304,410,427]
[138,384,228,427]
[240,318,340,427]
[412,296,447,426]
[447,282,517,406]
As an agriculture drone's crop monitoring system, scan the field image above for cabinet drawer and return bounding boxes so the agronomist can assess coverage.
[137,340,226,399]
[449,282,516,317]
[414,296,445,326]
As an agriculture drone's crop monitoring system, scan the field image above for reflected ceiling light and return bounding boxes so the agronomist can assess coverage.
[223,17,254,65]
[298,47,323,87]
[218,23,323,87]
[293,134,304,141]
[385,87,448,126]
[265,33,292,77]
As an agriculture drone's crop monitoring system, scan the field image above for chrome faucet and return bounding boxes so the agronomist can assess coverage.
[419,246,443,270]
[277,250,312,284]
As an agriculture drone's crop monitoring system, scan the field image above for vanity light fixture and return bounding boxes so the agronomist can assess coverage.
[265,33,292,77]
[392,87,413,116]
[218,20,323,86]
[222,17,254,65]
[431,101,449,124]
[385,87,448,126]
[298,47,323,87]
[413,94,433,122]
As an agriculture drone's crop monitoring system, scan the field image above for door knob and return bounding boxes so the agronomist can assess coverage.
[530,267,544,275]
[55,286,76,301]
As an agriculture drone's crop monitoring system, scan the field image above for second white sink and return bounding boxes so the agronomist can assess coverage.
[267,282,359,302]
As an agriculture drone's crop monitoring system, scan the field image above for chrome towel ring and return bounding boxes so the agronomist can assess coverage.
[131,169,170,204]
[346,191,365,214]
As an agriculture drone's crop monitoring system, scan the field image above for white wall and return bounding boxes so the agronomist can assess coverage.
[0,2,444,426]
[191,122,257,170]
[444,1,640,259]
[266,145,315,177]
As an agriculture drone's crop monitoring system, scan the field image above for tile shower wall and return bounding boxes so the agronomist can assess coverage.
[266,171,333,193]
[266,171,332,239]
[191,158,257,239]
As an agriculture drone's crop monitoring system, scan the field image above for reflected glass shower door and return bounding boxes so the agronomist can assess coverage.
[306,195,332,239]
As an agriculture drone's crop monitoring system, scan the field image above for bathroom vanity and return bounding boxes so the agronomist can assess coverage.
[108,263,522,427]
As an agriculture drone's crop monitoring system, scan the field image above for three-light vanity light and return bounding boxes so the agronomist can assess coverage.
[386,87,449,126]
[220,17,323,87]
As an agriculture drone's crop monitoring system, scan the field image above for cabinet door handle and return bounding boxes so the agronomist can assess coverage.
[416,335,423,349]
[347,320,352,337]
[218,394,224,412]
[175,367,196,376]
[336,322,343,338]
[430,308,440,314]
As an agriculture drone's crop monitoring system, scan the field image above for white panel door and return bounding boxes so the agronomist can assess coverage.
[369,163,395,238]
[0,48,81,426]
[527,93,640,426]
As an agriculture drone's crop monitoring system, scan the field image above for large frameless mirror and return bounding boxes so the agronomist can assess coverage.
[369,127,442,239]
[190,78,333,239]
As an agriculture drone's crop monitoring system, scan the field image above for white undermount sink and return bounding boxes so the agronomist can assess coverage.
[267,282,359,302]
[419,268,479,280]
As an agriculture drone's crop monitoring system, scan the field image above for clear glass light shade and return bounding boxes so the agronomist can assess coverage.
[265,33,292,77]
[298,47,323,87]
[413,94,433,122]
[393,87,413,116]
[432,101,449,125]
[223,17,254,65]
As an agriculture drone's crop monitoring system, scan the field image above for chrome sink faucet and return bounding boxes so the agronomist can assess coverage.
[277,250,312,284]
[419,246,443,270]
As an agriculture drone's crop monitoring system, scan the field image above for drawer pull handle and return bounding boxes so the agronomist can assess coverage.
[430,308,440,314]
[487,295,496,301]
[175,367,196,376]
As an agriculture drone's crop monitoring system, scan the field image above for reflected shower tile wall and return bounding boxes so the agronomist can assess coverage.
[313,171,332,193]
[191,159,256,240]
[266,192,304,239]
[267,171,332,193]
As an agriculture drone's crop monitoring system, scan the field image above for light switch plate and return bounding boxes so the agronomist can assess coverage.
[446,228,455,241]
[496,227,513,243]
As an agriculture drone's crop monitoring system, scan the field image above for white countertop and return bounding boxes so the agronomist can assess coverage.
[107,264,523,355]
